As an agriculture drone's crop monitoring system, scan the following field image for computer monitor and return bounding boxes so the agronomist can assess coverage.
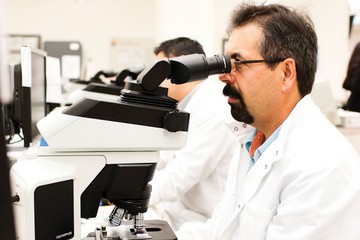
[11,46,47,148]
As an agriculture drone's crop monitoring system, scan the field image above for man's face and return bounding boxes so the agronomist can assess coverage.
[220,24,282,126]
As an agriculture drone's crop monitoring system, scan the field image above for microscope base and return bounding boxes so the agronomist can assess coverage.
[83,220,177,240]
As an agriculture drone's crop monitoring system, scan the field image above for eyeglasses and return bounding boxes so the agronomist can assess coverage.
[232,58,286,72]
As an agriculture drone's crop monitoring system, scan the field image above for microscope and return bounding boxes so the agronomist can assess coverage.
[10,53,231,240]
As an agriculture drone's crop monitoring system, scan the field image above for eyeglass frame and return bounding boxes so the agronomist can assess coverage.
[232,58,286,72]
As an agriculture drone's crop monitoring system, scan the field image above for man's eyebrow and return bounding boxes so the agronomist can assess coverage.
[230,52,242,59]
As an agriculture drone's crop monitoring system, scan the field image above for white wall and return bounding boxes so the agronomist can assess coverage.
[155,0,216,55]
[4,0,239,76]
[3,0,157,78]
[155,0,352,102]
[0,0,13,103]
[155,0,239,55]
[3,0,359,103]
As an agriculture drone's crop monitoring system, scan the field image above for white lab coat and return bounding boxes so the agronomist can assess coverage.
[147,76,246,230]
[177,95,360,240]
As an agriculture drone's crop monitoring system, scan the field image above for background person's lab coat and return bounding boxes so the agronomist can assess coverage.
[147,76,242,230]
[177,95,360,240]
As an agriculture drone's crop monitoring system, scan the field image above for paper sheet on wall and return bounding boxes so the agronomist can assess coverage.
[46,56,63,103]
[20,47,31,87]
[61,55,81,79]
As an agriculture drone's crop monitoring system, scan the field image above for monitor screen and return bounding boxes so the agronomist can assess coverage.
[9,47,47,148]
[22,47,47,147]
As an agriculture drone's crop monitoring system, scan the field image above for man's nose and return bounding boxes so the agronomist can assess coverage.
[218,72,232,84]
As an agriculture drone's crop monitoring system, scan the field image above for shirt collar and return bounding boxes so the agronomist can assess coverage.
[246,125,282,161]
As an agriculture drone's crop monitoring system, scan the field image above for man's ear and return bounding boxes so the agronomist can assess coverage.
[281,58,297,93]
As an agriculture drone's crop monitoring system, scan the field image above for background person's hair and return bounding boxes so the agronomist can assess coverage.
[227,3,318,97]
[343,42,360,91]
[154,37,205,58]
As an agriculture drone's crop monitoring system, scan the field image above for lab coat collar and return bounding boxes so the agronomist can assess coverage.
[226,121,255,140]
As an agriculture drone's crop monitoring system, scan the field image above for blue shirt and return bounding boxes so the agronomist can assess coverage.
[246,126,282,170]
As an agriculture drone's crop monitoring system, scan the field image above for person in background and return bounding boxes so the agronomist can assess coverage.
[177,3,360,239]
[146,37,248,231]
[343,42,360,112]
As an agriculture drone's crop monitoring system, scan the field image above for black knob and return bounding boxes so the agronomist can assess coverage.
[163,111,188,132]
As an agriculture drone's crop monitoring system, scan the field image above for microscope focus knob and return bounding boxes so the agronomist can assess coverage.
[163,111,188,132]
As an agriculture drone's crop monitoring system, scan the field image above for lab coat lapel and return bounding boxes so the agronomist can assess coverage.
[218,142,283,239]
[213,133,252,238]
[238,117,290,206]
[239,144,282,204]
[223,142,251,220]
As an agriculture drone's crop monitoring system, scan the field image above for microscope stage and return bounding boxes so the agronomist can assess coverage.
[83,220,177,240]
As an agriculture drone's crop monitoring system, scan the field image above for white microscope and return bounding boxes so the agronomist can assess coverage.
[10,53,231,240]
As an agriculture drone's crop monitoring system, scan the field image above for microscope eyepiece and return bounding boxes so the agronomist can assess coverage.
[169,53,231,84]
[136,53,231,92]
[206,54,232,76]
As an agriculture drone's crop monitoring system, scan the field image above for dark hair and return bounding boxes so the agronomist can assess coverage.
[343,42,360,91]
[154,37,205,57]
[227,3,318,97]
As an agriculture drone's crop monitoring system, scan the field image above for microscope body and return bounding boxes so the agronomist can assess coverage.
[10,53,231,240]
[10,95,189,240]
[11,150,160,240]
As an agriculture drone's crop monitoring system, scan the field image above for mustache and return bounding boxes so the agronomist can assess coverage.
[223,84,254,124]
[223,84,242,99]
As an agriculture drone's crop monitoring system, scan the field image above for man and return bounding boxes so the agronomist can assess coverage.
[343,42,360,112]
[146,37,247,231]
[177,3,360,240]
